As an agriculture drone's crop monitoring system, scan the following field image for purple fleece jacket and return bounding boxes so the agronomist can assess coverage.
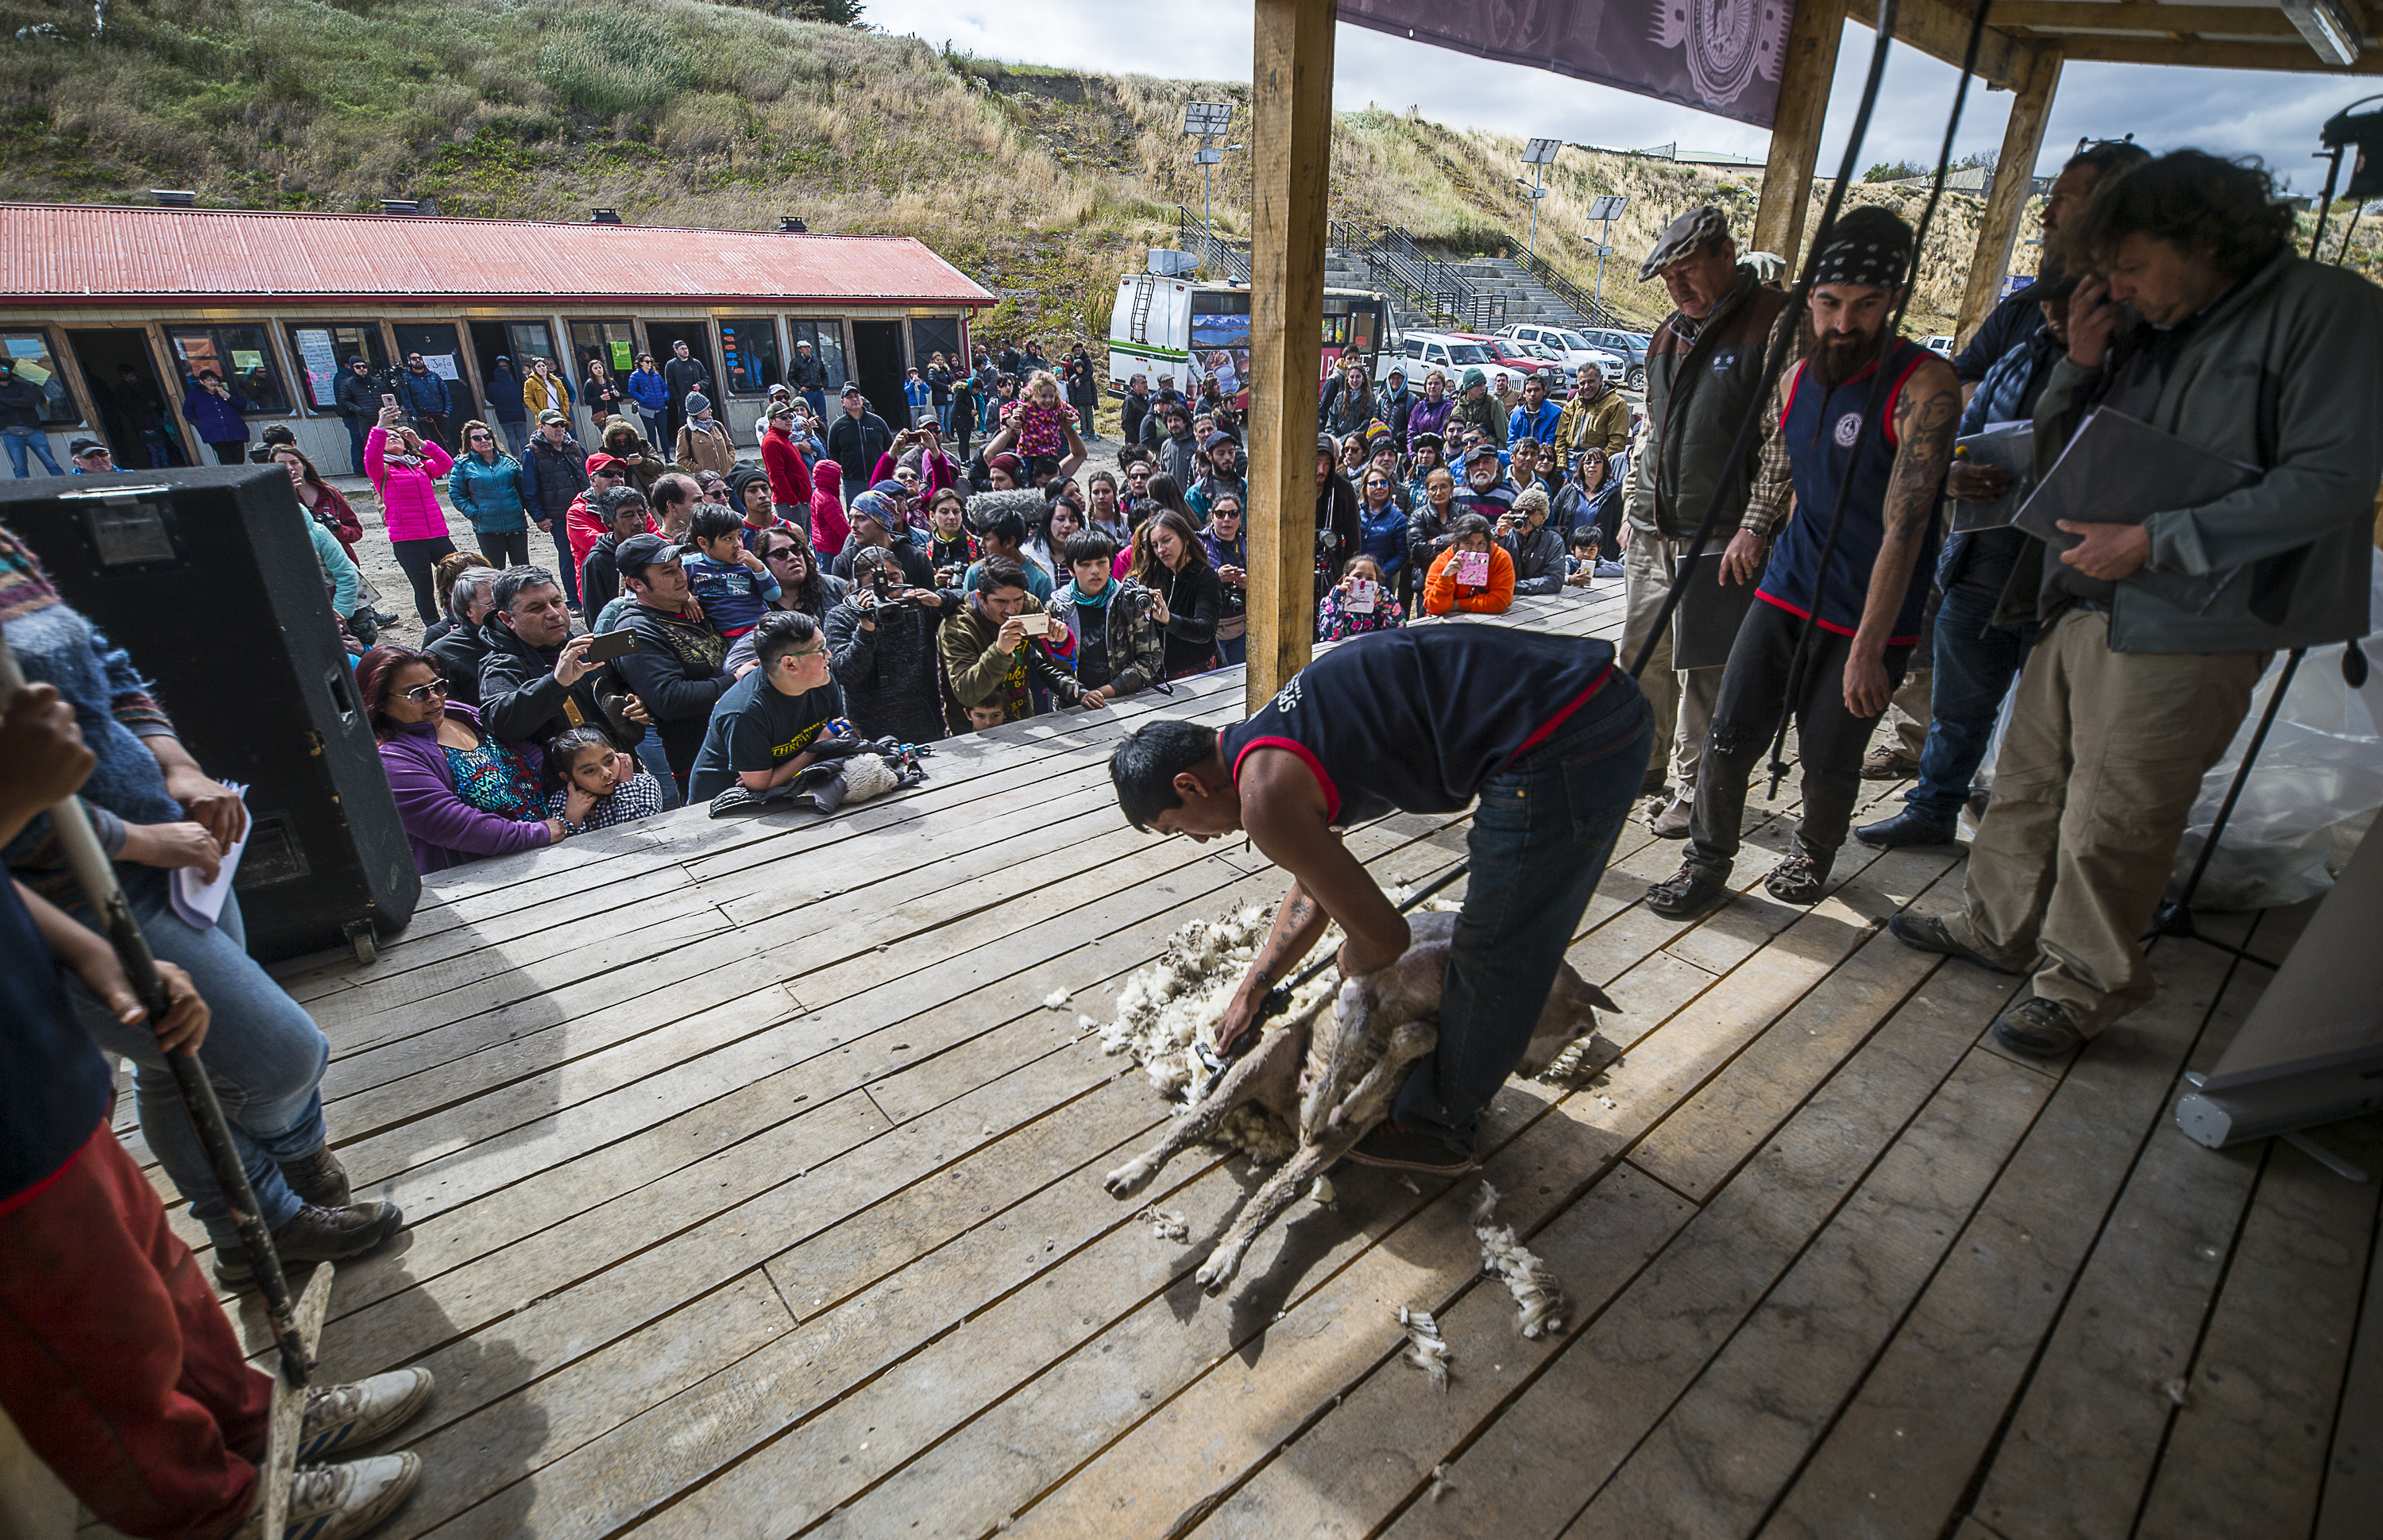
[377,703,553,875]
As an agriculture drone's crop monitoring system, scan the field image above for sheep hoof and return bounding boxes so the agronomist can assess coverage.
[1195,1251,1238,1294]
[1104,1159,1155,1199]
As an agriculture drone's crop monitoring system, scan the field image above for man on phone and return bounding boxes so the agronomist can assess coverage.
[477,564,634,749]
[940,556,1081,727]
[1110,624,1651,1172]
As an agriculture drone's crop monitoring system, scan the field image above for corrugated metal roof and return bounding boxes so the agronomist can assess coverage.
[0,203,995,307]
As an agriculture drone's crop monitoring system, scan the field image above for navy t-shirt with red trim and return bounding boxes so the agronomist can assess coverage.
[1219,627,1616,827]
[2,878,113,1210]
[1757,338,1941,645]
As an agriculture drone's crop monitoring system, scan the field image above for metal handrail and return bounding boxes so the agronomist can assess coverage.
[1506,245,1624,329]
[1175,206,1250,283]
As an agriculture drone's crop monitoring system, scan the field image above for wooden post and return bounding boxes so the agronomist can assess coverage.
[1244,0,1335,715]
[1956,45,2062,347]
[1752,0,1845,265]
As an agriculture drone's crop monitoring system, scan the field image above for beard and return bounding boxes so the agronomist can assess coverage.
[1807,316,1887,388]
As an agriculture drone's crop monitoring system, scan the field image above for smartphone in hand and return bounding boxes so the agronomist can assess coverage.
[1014,612,1051,638]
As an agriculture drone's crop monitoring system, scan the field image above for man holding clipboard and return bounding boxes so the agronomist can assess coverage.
[1890,152,2383,1058]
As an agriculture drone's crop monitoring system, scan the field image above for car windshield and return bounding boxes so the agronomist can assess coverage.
[1555,330,1593,350]
[1444,343,1493,365]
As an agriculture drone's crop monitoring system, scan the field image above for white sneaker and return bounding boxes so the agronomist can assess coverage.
[232,1453,419,1540]
[298,1368,435,1461]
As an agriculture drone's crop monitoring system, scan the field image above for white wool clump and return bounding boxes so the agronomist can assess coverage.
[1097,903,1338,1164]
[1140,1206,1190,1244]
[1472,1183,1566,1340]
[1042,989,1072,1010]
[840,753,901,802]
[1396,1305,1452,1390]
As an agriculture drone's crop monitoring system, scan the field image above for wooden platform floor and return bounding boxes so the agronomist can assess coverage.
[93,589,2383,1540]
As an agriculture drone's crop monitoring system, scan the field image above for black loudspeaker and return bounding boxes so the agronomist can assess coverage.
[1,467,420,963]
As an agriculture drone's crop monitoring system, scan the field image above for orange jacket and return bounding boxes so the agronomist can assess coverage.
[1423,544,1515,616]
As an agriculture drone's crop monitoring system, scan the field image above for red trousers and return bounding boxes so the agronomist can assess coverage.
[0,1123,272,1539]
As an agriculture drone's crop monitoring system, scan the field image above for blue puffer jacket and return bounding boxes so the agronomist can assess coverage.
[448,451,531,534]
[398,368,452,419]
[626,367,670,415]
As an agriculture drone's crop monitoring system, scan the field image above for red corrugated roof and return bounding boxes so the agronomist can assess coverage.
[0,203,995,307]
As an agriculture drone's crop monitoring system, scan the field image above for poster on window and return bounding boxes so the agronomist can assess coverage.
[612,340,634,371]
[1188,312,1251,411]
[295,328,340,407]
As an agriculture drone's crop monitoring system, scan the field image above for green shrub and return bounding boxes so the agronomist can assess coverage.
[538,7,690,118]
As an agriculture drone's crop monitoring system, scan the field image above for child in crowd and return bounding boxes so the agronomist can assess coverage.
[682,505,781,640]
[1316,554,1405,641]
[1006,371,1082,480]
[545,727,667,834]
[1565,527,1621,587]
[967,703,1007,732]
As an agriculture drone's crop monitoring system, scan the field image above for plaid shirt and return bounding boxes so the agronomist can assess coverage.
[1739,367,1799,540]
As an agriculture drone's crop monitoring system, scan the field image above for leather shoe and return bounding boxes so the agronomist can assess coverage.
[1992,997,2087,1058]
[1646,859,1728,918]
[1854,810,1959,850]
[1887,913,2025,975]
[1347,1122,1479,1174]
[1648,796,1693,839]
[1861,745,1918,781]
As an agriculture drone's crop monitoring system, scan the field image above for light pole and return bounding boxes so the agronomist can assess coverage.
[1184,100,1235,276]
[1520,137,1561,261]
[1585,193,1629,316]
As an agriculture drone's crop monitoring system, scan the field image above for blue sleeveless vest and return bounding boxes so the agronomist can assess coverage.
[1756,339,1938,644]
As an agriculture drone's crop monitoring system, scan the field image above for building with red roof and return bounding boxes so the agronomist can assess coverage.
[0,203,993,473]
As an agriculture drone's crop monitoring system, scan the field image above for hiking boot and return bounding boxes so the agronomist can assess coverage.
[1887,913,2026,976]
[1646,860,1728,919]
[278,1145,352,1209]
[230,1453,419,1540]
[1855,809,1960,849]
[299,1368,436,1463]
[1346,1122,1479,1175]
[1992,997,2087,1058]
[1648,796,1693,839]
[1861,745,1918,781]
[214,1201,407,1289]
[1763,850,1832,904]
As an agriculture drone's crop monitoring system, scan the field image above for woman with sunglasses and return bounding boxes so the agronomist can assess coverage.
[448,418,536,567]
[360,646,573,874]
[624,352,670,447]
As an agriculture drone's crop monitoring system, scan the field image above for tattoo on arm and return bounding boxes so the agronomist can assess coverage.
[1855,367,1959,646]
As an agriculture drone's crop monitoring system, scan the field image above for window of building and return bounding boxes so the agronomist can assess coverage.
[718,318,783,396]
[284,322,388,413]
[909,318,962,374]
[566,319,639,388]
[2,331,81,425]
[787,319,849,392]
[167,325,291,415]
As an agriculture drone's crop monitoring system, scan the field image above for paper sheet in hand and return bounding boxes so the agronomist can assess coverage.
[2012,407,2258,612]
[169,784,249,931]
[1948,419,2034,534]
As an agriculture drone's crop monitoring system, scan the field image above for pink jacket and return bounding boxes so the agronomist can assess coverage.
[368,427,455,542]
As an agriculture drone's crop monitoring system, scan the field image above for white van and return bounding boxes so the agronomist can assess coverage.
[1108,270,1388,408]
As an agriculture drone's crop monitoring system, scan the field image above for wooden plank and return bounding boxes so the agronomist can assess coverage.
[1991,2,2317,38]
[2046,33,2383,69]
[1753,0,1846,264]
[1755,931,2240,1539]
[1848,0,2037,89]
[1567,1046,2056,1538]
[1244,0,1334,710]
[2132,1114,2383,1538]
[1955,47,2061,348]
[1373,903,2006,1540]
[2317,1176,2383,1540]
[1965,926,2277,1539]
[1180,1168,1692,1540]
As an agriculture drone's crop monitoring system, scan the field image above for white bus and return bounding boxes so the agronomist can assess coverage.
[1107,272,1388,411]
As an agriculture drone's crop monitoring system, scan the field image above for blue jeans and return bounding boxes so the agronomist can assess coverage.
[1393,677,1654,1148]
[936,402,952,433]
[1215,634,1246,667]
[4,426,63,477]
[499,418,532,457]
[67,874,326,1252]
[1905,582,2038,824]
[551,528,581,606]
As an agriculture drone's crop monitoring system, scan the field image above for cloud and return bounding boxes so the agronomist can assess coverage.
[866,0,2360,187]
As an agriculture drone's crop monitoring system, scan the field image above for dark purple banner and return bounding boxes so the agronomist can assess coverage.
[1339,0,1794,129]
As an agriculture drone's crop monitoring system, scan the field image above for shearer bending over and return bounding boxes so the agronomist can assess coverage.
[1109,625,1651,1173]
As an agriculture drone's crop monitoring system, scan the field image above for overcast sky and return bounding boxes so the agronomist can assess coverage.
[866,0,2362,188]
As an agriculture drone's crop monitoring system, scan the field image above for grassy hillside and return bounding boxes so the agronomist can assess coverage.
[6,0,2371,342]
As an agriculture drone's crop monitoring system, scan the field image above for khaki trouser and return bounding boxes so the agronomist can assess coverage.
[1620,529,1723,797]
[1948,608,2265,1033]
[1884,668,1933,758]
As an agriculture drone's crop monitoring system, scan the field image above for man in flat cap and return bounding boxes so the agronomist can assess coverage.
[1620,205,1797,838]
[1645,206,1958,923]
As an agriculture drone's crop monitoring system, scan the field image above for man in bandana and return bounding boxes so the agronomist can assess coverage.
[1646,207,1960,919]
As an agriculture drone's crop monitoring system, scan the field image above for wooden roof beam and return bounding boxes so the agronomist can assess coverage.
[2049,32,2383,66]
[1846,0,2037,88]
[1991,2,2347,38]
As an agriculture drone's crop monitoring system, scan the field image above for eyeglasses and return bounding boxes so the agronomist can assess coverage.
[400,678,450,703]
[780,644,828,662]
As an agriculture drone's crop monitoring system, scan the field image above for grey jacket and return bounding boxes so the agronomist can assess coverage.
[1498,522,1567,596]
[2015,252,2383,652]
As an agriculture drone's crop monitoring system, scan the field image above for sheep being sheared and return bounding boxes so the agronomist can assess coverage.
[1103,909,1617,1295]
